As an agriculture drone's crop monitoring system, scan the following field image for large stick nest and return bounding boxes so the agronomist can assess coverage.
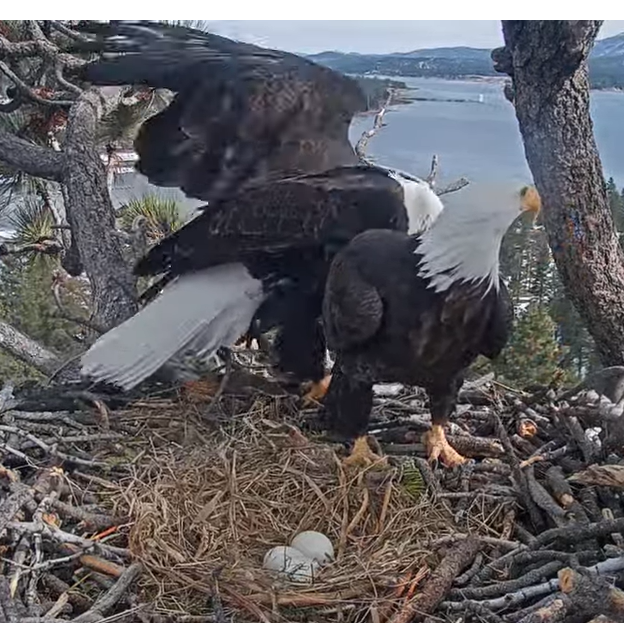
[118,402,455,620]
[2,365,624,622]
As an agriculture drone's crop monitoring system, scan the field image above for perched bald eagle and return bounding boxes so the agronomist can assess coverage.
[74,20,445,394]
[321,186,541,469]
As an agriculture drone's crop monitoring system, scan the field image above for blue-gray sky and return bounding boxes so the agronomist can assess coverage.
[206,21,624,55]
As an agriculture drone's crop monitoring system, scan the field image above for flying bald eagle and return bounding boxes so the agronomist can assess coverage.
[321,185,541,469]
[75,21,446,392]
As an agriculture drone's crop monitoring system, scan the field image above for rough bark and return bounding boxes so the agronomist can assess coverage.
[0,23,139,379]
[0,99,138,331]
[0,130,63,182]
[61,88,137,330]
[494,21,624,366]
[0,321,61,376]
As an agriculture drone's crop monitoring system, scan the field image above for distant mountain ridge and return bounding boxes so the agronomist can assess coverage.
[307,32,624,90]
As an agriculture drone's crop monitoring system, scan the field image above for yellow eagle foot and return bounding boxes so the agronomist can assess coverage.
[424,424,467,468]
[302,374,333,404]
[342,436,388,469]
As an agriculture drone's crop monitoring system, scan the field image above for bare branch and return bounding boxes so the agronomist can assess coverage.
[355,89,393,164]
[72,563,142,623]
[0,23,85,119]
[426,154,439,187]
[0,59,73,107]
[54,61,83,97]
[0,321,62,377]
[0,34,84,70]
[0,238,63,257]
[48,21,90,43]
[437,177,470,196]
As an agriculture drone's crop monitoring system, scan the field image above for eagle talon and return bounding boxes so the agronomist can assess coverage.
[342,435,387,469]
[424,424,466,468]
[302,374,332,404]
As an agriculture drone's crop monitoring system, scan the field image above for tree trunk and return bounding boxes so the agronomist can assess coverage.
[0,320,61,377]
[62,88,138,330]
[495,21,624,366]
[0,116,137,330]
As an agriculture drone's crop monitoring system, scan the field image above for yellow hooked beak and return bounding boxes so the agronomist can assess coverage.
[519,185,542,228]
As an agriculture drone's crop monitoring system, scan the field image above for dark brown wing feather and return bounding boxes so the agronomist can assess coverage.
[322,250,384,351]
[323,230,512,378]
[134,167,406,277]
[478,280,513,359]
[75,21,366,202]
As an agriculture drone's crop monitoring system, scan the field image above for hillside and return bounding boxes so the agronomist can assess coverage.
[308,32,624,89]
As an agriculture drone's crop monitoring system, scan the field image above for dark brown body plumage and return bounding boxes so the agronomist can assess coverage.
[322,229,513,440]
[134,167,408,278]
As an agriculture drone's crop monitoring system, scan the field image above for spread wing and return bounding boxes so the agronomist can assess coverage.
[75,20,366,202]
[135,167,406,277]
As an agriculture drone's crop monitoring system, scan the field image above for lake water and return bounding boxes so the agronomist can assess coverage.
[349,76,624,190]
[3,75,623,233]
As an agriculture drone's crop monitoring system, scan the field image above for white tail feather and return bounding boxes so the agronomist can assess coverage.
[80,263,265,390]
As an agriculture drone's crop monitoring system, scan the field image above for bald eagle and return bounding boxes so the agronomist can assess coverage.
[321,186,541,469]
[74,20,446,394]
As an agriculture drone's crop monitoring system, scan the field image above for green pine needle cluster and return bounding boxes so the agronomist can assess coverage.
[400,461,426,501]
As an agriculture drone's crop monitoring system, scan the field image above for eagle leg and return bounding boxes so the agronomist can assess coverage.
[302,374,333,404]
[424,381,467,468]
[342,435,387,469]
[424,424,466,468]
[321,367,385,468]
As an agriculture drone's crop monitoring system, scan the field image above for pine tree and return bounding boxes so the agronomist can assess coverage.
[493,305,573,388]
[0,255,89,382]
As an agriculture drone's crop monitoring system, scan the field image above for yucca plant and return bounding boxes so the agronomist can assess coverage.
[8,196,60,269]
[117,194,184,245]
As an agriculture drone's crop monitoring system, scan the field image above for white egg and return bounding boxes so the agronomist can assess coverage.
[290,531,334,565]
[262,545,319,584]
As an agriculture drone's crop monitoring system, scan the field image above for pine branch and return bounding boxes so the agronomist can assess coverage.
[0,130,63,182]
[0,61,74,107]
[0,321,61,377]
[0,23,85,70]
[0,238,62,257]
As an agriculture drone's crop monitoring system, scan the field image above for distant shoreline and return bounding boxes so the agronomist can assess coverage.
[361,74,624,93]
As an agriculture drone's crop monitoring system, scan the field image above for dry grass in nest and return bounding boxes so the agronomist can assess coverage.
[109,397,482,622]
